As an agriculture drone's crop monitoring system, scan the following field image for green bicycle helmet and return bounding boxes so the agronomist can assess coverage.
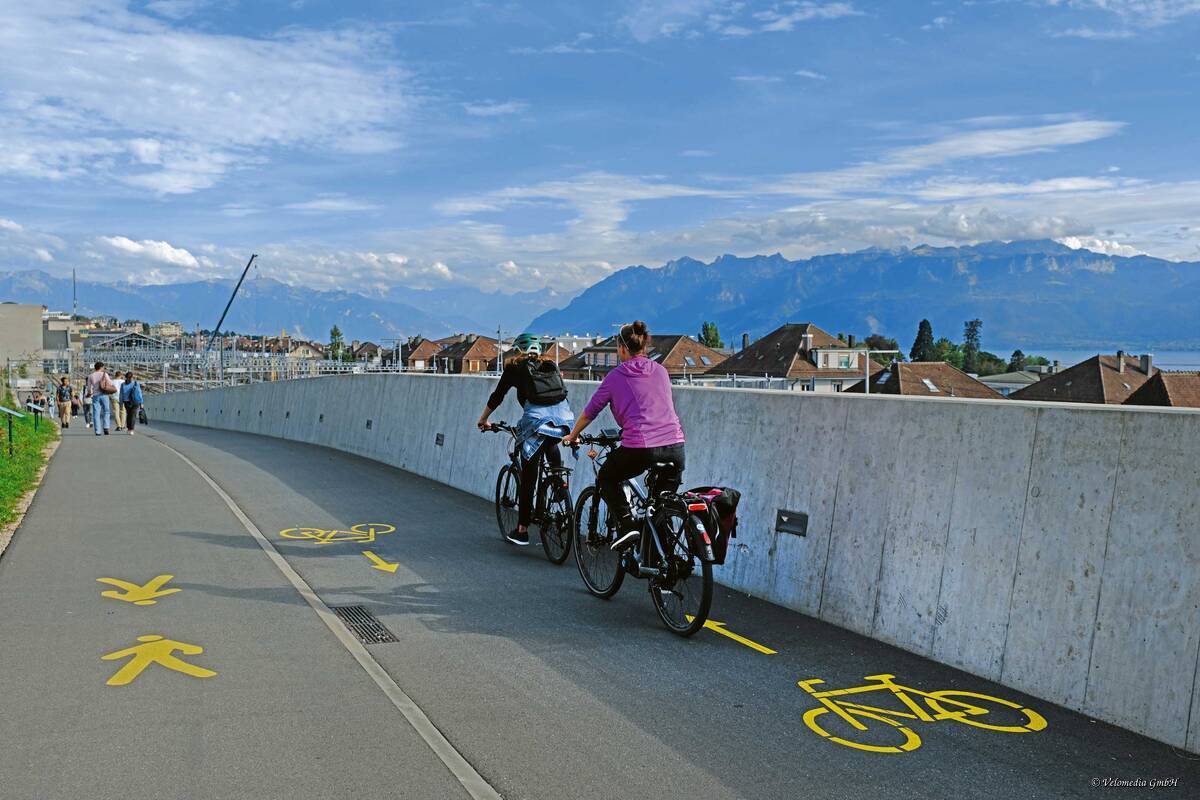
[512,332,542,355]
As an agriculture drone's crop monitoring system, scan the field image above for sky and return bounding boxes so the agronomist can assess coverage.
[1,0,1198,295]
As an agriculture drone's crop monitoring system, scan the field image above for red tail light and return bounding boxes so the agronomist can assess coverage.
[687,502,708,512]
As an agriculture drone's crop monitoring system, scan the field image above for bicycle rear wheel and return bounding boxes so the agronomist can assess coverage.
[649,510,712,636]
[538,476,574,564]
[494,465,520,542]
[572,486,624,598]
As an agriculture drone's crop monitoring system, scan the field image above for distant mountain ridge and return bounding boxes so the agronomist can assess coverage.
[528,241,1200,350]
[0,271,566,341]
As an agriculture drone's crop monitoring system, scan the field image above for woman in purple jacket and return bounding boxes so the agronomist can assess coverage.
[562,320,685,551]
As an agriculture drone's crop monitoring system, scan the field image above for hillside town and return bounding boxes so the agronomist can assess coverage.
[2,301,1196,409]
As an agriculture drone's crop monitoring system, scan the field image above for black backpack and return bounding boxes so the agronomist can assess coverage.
[526,359,568,405]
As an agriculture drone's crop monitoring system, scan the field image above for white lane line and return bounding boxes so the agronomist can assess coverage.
[147,433,502,800]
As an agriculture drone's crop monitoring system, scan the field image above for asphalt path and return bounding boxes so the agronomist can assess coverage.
[1,421,1197,800]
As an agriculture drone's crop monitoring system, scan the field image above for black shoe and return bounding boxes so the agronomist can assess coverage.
[103,429,110,435]
[505,528,530,546]
[610,530,640,551]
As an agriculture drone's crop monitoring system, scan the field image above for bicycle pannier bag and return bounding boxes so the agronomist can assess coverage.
[685,486,741,565]
[526,360,568,405]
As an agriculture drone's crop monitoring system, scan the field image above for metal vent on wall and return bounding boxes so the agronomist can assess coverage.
[331,605,398,644]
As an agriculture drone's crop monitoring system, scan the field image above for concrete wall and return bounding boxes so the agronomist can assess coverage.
[146,375,1200,751]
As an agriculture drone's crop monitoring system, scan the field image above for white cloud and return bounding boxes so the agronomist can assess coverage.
[755,2,862,32]
[101,235,200,268]
[0,2,407,194]
[0,219,23,232]
[1058,235,1145,256]
[510,32,621,55]
[922,16,951,31]
[284,197,381,212]
[1055,26,1136,38]
[622,0,723,42]
[34,247,54,262]
[794,69,828,79]
[1043,1,1200,27]
[733,74,784,82]
[463,100,528,117]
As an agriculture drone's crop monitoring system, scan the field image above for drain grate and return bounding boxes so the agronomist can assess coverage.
[331,605,398,644]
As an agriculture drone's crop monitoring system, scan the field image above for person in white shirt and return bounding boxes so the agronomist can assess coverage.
[110,373,126,430]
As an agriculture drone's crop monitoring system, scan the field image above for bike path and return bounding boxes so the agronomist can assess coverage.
[0,424,473,800]
[141,422,1200,800]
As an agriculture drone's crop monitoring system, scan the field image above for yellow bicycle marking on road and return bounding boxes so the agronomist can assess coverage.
[279,522,396,545]
[101,635,217,686]
[97,575,181,605]
[686,616,777,655]
[799,673,1046,754]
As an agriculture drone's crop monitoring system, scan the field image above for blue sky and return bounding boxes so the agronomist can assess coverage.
[1,0,1198,293]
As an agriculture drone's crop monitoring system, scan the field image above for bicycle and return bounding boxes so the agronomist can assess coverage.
[484,421,574,564]
[799,673,1047,754]
[569,430,714,637]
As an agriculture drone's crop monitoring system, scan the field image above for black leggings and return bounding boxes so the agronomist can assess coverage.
[518,438,562,527]
[597,443,685,533]
[125,402,139,431]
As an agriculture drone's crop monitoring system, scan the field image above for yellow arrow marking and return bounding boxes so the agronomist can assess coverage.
[362,550,399,573]
[687,616,777,655]
[97,575,182,606]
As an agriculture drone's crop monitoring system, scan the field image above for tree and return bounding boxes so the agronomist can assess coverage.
[976,351,1007,377]
[910,319,936,362]
[698,321,723,349]
[328,325,344,361]
[962,319,983,374]
[932,337,964,369]
[1026,355,1049,366]
[1007,349,1027,372]
[863,334,902,365]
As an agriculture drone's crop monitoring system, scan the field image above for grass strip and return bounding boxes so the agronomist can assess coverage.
[0,390,59,526]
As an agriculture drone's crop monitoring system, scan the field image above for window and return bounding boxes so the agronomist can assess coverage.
[876,371,890,384]
[922,378,940,392]
[414,360,424,369]
[838,355,852,369]
[700,356,712,366]
[833,382,843,392]
[684,356,696,366]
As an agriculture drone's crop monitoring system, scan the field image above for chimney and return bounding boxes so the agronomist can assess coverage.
[1116,350,1125,373]
[847,334,856,348]
[467,333,478,344]
[802,332,814,351]
[742,333,750,351]
[1140,353,1153,374]
[1052,359,1060,374]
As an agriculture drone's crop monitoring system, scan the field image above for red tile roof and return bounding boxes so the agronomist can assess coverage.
[1124,372,1200,409]
[1011,354,1155,404]
[846,362,1004,399]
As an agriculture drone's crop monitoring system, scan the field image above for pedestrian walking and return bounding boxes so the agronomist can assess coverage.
[85,361,117,436]
[83,385,93,428]
[120,371,143,435]
[56,376,73,429]
[110,371,126,430]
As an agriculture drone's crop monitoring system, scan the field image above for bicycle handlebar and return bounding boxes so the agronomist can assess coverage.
[482,421,515,434]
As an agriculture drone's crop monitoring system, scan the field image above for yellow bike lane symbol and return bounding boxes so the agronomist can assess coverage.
[279,522,396,545]
[799,673,1046,754]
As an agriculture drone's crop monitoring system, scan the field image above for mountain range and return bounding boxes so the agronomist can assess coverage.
[2,240,1198,349]
[0,271,563,341]
[529,241,1200,350]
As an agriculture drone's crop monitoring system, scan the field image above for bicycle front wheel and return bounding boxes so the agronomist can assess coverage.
[572,486,624,598]
[538,477,573,565]
[494,465,520,542]
[649,510,712,636]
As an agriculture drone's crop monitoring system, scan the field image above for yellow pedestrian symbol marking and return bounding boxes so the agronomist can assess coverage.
[686,616,777,655]
[97,575,182,606]
[363,550,400,573]
[799,673,1046,754]
[279,522,396,545]
[101,635,217,686]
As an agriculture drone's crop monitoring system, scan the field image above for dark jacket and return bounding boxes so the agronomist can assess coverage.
[487,358,567,409]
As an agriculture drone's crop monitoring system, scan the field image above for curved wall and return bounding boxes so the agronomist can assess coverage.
[146,374,1200,751]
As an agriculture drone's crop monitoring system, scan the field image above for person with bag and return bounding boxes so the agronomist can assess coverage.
[476,332,574,545]
[85,361,116,436]
[120,371,144,435]
[562,320,686,551]
[56,376,73,429]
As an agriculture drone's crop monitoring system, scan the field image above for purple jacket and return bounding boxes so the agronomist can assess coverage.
[583,356,685,449]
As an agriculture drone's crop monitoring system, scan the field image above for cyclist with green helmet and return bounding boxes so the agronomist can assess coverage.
[477,333,575,545]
